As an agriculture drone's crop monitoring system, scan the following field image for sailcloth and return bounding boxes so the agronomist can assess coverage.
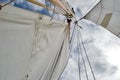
[85,0,120,37]
[0,4,69,80]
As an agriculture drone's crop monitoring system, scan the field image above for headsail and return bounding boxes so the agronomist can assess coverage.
[64,0,101,20]
[85,0,120,38]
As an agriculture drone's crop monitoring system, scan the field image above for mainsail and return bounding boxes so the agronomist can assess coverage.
[0,0,120,80]
[0,4,69,80]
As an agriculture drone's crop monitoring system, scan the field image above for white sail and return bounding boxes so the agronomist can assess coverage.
[65,0,100,19]
[0,4,69,80]
[85,0,120,37]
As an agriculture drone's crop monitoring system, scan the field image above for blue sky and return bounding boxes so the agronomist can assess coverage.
[1,0,120,80]
[60,19,120,80]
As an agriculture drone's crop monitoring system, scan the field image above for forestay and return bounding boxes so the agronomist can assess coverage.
[0,5,69,80]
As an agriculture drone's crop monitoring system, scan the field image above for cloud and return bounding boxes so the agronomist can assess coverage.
[68,0,100,19]
[1,0,120,80]
[0,0,9,3]
[60,58,79,80]
[12,0,51,16]
[60,19,120,80]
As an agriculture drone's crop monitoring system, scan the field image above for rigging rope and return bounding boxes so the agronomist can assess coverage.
[27,0,66,16]
[76,0,101,21]
[76,27,82,80]
[70,22,76,44]
[69,22,83,80]
[77,27,89,80]
[78,28,96,80]
[49,40,65,80]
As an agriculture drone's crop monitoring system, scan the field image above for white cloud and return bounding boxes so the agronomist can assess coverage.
[61,19,120,80]
[60,58,79,80]
[68,0,100,19]
[4,0,120,80]
[59,18,120,80]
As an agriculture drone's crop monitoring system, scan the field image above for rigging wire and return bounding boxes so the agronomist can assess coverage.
[49,40,65,80]
[77,27,89,80]
[69,22,83,80]
[27,0,67,16]
[70,22,76,44]
[70,24,83,80]
[76,0,101,22]
[76,26,82,80]
[78,28,96,80]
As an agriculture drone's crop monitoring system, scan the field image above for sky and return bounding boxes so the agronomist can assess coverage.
[0,0,120,80]
[60,19,120,80]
